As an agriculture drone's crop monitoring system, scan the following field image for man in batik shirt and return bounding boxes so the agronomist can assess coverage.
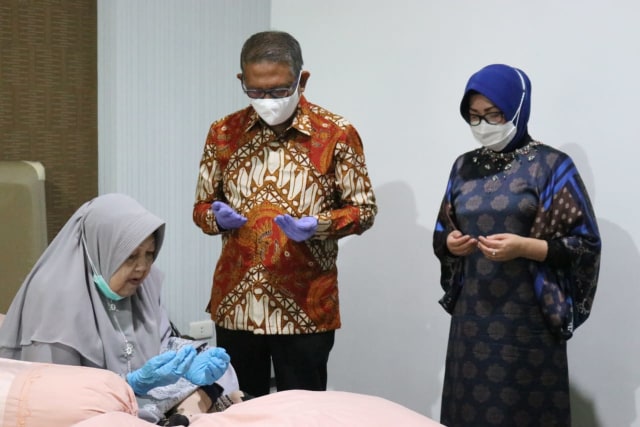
[193,30,377,398]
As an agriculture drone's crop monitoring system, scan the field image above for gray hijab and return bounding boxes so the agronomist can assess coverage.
[0,193,169,375]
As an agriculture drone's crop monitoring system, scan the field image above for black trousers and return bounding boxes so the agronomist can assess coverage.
[215,326,335,397]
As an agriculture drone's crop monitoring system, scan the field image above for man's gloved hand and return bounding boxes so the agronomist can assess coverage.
[126,346,197,395]
[274,214,318,242]
[184,347,231,386]
[212,201,247,230]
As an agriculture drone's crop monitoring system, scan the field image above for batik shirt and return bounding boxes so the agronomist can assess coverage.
[193,96,377,334]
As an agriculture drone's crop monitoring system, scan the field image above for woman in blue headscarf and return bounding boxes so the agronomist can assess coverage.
[433,64,601,427]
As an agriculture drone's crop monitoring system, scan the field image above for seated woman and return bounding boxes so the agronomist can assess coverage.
[0,193,246,425]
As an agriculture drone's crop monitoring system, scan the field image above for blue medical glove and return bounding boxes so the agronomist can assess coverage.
[212,201,247,230]
[126,346,197,395]
[184,347,231,386]
[274,214,318,242]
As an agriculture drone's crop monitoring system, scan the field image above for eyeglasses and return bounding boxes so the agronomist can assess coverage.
[241,73,301,99]
[468,111,504,126]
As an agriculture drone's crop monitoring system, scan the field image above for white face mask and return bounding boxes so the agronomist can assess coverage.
[471,120,517,152]
[250,78,301,126]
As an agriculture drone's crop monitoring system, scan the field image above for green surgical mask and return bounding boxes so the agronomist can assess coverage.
[93,273,124,301]
[82,231,124,301]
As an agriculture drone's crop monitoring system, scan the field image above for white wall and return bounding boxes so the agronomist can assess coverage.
[271,1,640,426]
[99,1,640,426]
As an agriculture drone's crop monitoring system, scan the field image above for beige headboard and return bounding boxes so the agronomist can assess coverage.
[0,161,48,313]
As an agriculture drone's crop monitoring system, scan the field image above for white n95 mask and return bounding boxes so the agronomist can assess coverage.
[471,120,517,152]
[250,90,300,126]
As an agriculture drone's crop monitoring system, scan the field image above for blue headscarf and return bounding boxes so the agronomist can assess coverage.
[460,64,532,150]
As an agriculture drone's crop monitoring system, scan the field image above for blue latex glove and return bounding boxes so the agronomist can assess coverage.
[274,214,318,242]
[126,346,197,395]
[184,347,231,386]
[212,201,247,230]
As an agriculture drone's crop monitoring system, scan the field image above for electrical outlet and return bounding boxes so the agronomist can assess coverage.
[189,319,214,339]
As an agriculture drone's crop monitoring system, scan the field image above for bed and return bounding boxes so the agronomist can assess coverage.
[0,314,443,427]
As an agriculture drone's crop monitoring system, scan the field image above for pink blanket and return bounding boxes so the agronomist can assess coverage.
[72,390,443,427]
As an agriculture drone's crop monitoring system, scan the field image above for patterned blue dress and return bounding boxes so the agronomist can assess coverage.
[433,140,600,427]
